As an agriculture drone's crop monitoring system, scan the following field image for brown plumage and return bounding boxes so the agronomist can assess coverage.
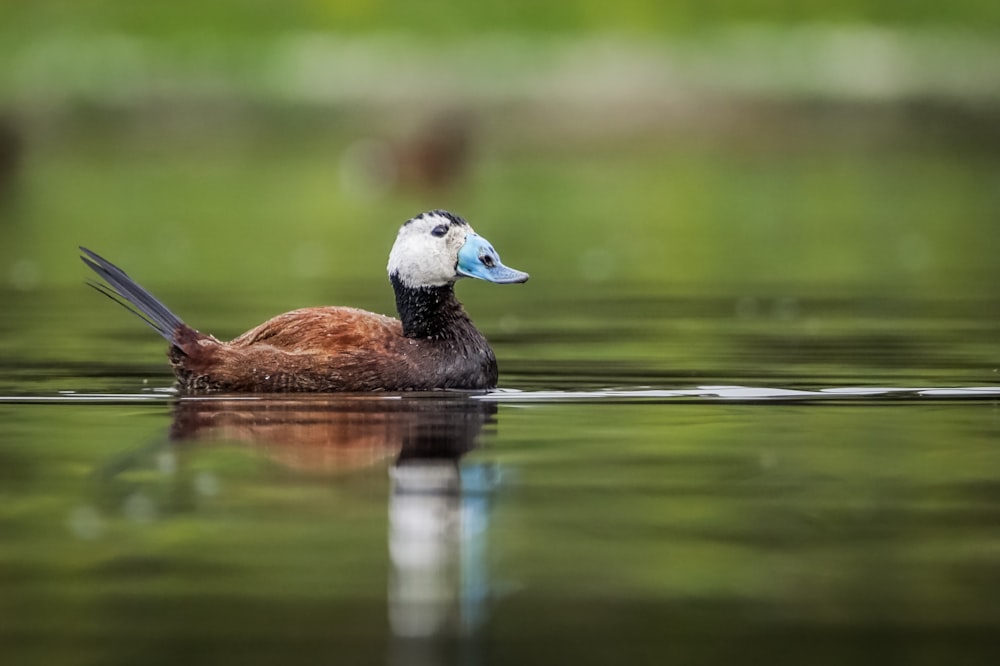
[82,210,528,393]
[167,304,494,392]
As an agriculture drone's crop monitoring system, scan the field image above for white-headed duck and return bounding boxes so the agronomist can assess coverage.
[81,210,528,392]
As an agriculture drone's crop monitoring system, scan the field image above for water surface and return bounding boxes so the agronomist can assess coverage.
[2,288,1000,665]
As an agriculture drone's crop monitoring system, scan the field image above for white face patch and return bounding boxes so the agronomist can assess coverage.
[386,212,472,288]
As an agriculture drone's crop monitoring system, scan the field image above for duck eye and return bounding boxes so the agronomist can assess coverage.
[430,224,449,238]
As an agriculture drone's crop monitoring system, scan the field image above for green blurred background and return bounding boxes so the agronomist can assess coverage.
[3,8,1000,661]
[1,0,998,302]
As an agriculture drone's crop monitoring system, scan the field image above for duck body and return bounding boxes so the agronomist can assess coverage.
[170,301,495,393]
[82,210,527,393]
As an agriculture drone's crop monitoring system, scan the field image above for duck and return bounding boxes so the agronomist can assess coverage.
[81,210,528,393]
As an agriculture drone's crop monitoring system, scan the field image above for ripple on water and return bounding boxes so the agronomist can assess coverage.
[2,385,1000,404]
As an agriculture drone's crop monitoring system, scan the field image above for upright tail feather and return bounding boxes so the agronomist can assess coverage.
[80,247,185,343]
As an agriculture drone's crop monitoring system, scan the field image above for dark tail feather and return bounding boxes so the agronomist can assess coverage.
[80,247,184,343]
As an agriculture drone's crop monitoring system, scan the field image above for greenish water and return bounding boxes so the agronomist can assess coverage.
[3,286,1000,665]
[2,86,1000,663]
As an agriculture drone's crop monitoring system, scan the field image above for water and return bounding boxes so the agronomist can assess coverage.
[2,287,1000,665]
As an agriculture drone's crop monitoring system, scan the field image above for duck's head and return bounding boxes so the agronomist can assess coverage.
[387,210,529,289]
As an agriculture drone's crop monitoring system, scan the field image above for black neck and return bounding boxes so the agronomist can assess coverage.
[391,273,473,339]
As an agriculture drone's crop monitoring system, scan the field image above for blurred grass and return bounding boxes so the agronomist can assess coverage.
[0,2,998,304]
[3,112,998,298]
[3,0,1000,39]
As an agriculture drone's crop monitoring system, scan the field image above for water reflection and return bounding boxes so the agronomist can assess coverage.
[389,432,498,638]
[97,393,500,659]
[169,395,493,472]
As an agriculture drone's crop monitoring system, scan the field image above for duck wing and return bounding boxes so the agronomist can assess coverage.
[170,307,422,392]
[230,306,403,353]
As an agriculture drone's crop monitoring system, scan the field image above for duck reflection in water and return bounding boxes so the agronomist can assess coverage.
[165,394,500,649]
[169,394,493,472]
